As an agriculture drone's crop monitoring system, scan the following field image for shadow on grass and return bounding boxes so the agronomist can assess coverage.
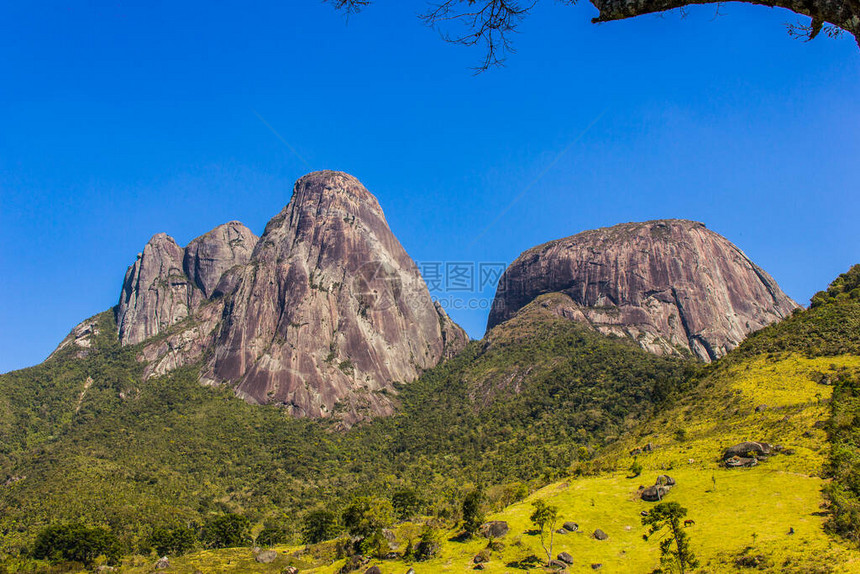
[506,554,543,569]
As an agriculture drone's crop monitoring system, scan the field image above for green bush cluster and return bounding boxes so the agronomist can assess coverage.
[31,523,121,567]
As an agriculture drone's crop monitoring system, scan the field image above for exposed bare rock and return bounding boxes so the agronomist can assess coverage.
[108,172,466,422]
[204,171,467,423]
[435,301,469,359]
[116,221,258,348]
[49,316,101,360]
[488,220,797,361]
[183,221,258,297]
[139,300,225,379]
[116,233,202,346]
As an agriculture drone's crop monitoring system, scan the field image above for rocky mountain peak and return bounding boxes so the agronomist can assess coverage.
[110,171,466,424]
[206,171,466,422]
[183,221,257,298]
[115,223,259,346]
[488,219,797,361]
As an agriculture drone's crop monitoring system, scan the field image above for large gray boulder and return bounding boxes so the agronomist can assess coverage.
[723,441,773,460]
[478,520,509,538]
[558,551,574,564]
[641,485,671,502]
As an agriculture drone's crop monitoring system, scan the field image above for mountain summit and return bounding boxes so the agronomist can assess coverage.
[115,171,466,422]
[488,219,797,361]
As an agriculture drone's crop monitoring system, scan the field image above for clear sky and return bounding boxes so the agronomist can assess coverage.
[1,1,858,373]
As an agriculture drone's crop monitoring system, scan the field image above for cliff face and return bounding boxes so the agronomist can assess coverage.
[487,220,797,361]
[205,171,465,421]
[113,171,466,423]
[115,223,258,346]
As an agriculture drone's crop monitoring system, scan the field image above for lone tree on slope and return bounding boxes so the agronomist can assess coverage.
[642,501,699,574]
[530,499,560,565]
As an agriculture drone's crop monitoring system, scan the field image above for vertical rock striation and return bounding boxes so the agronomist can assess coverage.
[111,171,466,423]
[205,171,466,422]
[116,223,258,346]
[488,220,797,361]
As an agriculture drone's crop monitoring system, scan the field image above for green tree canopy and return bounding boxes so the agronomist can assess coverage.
[642,502,699,574]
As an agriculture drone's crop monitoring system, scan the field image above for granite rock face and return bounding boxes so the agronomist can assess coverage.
[113,171,466,423]
[183,221,258,297]
[115,223,258,346]
[205,171,467,422]
[487,220,797,361]
[116,233,200,346]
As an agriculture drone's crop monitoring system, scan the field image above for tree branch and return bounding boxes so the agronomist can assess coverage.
[326,0,860,69]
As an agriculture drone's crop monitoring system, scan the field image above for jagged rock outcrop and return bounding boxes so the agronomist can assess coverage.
[488,220,797,361]
[115,224,258,346]
[204,171,467,421]
[112,171,466,422]
[183,221,257,297]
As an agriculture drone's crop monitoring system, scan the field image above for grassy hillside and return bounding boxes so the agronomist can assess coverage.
[110,351,859,573]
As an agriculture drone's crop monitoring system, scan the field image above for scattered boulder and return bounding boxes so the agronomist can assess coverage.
[725,456,758,469]
[556,528,567,534]
[592,564,603,570]
[558,551,575,565]
[548,558,568,570]
[365,567,382,574]
[642,474,676,501]
[722,441,772,460]
[473,554,487,564]
[643,442,654,452]
[406,569,415,574]
[593,529,609,540]
[473,564,485,571]
[755,404,767,413]
[640,511,650,517]
[478,520,509,538]
[155,556,170,570]
[562,521,579,532]
[655,475,675,487]
[254,549,278,563]
[339,555,367,574]
[641,485,671,502]
[285,568,299,574]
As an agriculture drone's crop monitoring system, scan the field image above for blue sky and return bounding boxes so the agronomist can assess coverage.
[1,1,858,373]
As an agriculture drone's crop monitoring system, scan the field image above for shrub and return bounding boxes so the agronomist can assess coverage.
[302,508,339,544]
[461,488,485,536]
[414,525,441,561]
[256,525,289,547]
[392,488,420,520]
[32,523,122,567]
[149,524,197,556]
[342,496,393,540]
[201,514,251,549]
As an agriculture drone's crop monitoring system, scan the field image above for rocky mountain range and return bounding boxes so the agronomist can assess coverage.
[488,219,797,361]
[54,179,798,424]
